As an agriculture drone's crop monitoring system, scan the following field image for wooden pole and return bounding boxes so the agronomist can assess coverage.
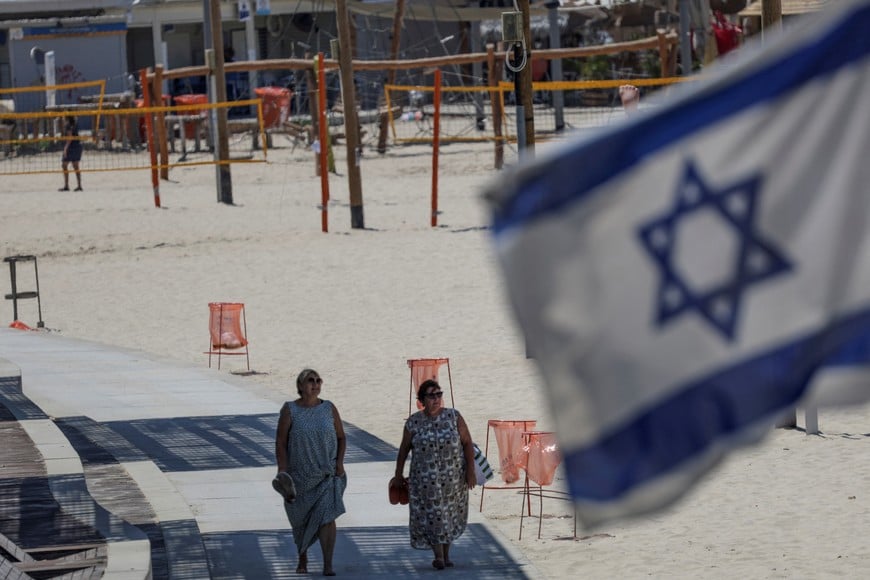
[487,45,504,170]
[335,0,365,229]
[761,0,783,41]
[153,64,169,181]
[431,68,441,227]
[657,30,670,77]
[679,0,693,75]
[317,53,330,233]
[376,0,405,154]
[141,68,160,208]
[518,0,535,155]
[305,53,319,177]
[545,1,564,132]
[208,0,233,205]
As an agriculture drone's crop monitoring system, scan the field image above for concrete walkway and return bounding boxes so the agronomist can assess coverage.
[0,328,539,579]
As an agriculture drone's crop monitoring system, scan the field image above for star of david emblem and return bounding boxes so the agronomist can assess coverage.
[637,160,792,341]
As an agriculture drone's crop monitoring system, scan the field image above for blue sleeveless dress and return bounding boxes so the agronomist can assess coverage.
[283,399,347,553]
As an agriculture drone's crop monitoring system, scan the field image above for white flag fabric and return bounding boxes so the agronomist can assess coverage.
[486,0,870,528]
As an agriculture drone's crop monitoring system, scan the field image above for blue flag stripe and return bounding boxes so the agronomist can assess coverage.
[492,4,870,236]
[562,307,870,502]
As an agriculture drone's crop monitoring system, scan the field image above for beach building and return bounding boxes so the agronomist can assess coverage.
[0,1,133,96]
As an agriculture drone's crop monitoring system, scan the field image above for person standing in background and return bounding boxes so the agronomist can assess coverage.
[60,115,83,191]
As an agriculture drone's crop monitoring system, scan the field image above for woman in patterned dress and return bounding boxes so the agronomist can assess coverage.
[275,368,347,576]
[394,379,476,570]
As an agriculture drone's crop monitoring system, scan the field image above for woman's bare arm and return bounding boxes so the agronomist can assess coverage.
[275,402,291,474]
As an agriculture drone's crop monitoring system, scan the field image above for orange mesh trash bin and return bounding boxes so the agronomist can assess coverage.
[254,87,292,129]
[173,94,208,138]
[205,302,250,370]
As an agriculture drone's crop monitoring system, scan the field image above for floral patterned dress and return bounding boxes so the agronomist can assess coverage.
[405,407,468,549]
[283,400,347,553]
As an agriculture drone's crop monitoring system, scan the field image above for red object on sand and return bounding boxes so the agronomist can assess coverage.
[9,320,33,331]
[712,10,742,56]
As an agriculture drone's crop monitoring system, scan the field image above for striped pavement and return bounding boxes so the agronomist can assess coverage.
[0,328,539,579]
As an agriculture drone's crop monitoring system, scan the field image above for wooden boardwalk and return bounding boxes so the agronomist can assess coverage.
[0,383,108,579]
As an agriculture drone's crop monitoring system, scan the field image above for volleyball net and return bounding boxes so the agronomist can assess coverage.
[384,75,695,147]
[0,82,268,177]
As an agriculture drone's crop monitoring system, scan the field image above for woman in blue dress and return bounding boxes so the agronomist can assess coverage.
[275,368,347,576]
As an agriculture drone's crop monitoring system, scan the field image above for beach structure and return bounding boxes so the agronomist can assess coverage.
[0,2,132,98]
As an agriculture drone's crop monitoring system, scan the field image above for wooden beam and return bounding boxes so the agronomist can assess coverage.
[157,34,678,80]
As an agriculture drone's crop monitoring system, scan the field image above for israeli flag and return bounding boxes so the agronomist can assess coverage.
[486,0,870,527]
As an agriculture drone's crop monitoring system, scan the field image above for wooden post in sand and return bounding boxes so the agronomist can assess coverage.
[431,69,441,227]
[141,68,160,208]
[335,0,365,229]
[317,53,330,233]
[761,0,783,40]
[153,65,169,181]
[518,0,535,156]
[207,0,233,205]
[487,45,504,170]
[305,53,320,177]
[376,0,405,154]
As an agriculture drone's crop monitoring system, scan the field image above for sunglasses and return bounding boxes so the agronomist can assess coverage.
[424,392,443,399]
[306,377,323,385]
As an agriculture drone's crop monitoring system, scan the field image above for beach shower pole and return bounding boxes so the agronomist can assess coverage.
[513,42,526,159]
[504,0,534,161]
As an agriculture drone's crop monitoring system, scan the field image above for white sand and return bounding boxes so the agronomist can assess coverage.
[3,141,870,578]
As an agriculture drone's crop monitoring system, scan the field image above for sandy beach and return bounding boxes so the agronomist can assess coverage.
[3,137,870,579]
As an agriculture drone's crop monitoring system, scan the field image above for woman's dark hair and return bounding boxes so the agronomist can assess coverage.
[417,379,440,402]
[296,368,319,395]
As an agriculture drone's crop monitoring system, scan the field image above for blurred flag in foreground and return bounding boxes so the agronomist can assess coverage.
[486,0,870,528]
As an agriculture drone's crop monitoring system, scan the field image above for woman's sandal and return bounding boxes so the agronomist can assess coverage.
[432,559,445,570]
